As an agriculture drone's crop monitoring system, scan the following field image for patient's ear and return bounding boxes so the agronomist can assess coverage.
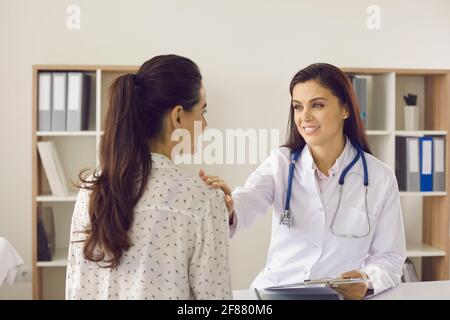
[170,105,184,129]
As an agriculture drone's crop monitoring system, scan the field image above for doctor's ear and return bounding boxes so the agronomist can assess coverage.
[343,106,350,119]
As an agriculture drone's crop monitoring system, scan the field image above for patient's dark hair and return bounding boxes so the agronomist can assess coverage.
[78,55,202,268]
[284,63,371,154]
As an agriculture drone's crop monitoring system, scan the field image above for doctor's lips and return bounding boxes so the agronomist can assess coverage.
[302,125,321,135]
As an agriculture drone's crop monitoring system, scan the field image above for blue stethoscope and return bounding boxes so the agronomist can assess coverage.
[280,140,371,238]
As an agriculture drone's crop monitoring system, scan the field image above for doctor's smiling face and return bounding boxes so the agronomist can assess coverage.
[285,63,371,158]
[292,80,349,149]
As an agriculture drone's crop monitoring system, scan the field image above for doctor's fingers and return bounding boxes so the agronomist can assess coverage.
[341,269,365,279]
[199,170,218,183]
[332,284,366,300]
[224,195,235,214]
[199,169,208,179]
[198,170,232,195]
[205,176,220,184]
[210,179,232,196]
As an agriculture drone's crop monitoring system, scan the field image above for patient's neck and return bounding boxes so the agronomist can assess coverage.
[149,138,172,160]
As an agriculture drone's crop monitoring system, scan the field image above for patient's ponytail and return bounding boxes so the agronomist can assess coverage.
[78,55,202,268]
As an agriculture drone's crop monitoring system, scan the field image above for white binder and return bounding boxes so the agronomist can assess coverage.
[51,73,67,131]
[433,136,445,191]
[38,73,52,131]
[67,72,91,131]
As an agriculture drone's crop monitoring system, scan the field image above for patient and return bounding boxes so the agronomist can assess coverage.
[65,55,232,300]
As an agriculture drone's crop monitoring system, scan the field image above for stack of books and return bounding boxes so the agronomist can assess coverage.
[37,141,70,196]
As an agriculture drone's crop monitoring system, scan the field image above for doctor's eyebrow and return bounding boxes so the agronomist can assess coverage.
[292,97,327,104]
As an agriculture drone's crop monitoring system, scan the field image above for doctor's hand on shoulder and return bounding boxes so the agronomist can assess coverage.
[332,270,370,300]
[199,170,235,219]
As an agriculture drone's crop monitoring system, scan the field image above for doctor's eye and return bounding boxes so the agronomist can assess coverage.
[312,103,324,108]
[292,104,303,111]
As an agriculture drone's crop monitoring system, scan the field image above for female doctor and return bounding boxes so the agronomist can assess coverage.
[200,63,406,300]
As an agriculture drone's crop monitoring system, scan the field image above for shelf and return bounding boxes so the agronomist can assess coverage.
[394,130,447,137]
[36,248,68,267]
[366,130,391,136]
[400,192,447,197]
[36,194,78,202]
[37,131,97,137]
[406,243,446,258]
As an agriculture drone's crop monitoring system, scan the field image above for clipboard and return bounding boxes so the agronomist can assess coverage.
[265,277,368,289]
[255,285,342,300]
[255,277,368,300]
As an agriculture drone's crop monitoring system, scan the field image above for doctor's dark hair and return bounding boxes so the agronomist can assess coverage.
[284,63,372,154]
[77,55,202,268]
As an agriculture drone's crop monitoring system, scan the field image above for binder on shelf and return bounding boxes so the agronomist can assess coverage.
[37,141,70,196]
[433,136,445,192]
[38,72,52,131]
[419,136,433,192]
[348,75,368,128]
[37,206,55,261]
[67,72,91,131]
[395,136,420,191]
[51,72,67,131]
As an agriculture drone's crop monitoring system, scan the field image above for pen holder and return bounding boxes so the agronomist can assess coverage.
[404,104,419,131]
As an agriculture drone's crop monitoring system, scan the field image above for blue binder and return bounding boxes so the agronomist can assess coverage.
[419,136,433,192]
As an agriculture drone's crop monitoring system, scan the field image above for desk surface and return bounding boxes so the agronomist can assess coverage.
[233,281,450,300]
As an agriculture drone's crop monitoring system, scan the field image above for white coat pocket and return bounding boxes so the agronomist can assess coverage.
[331,205,370,238]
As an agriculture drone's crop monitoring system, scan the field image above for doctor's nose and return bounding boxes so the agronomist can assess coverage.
[299,107,313,122]
[301,113,314,123]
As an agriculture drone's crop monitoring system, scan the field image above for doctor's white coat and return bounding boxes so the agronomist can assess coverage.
[231,138,407,295]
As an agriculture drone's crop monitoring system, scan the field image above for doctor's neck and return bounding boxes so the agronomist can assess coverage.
[308,134,346,177]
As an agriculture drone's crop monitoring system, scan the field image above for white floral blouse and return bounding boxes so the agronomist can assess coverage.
[65,153,232,300]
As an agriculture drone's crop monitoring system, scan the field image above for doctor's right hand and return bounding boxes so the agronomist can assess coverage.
[199,170,235,218]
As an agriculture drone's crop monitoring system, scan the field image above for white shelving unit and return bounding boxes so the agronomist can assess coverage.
[36,195,78,202]
[36,131,97,137]
[395,130,447,137]
[344,68,449,281]
[32,65,138,299]
[36,249,69,267]
[400,192,447,197]
[406,243,446,258]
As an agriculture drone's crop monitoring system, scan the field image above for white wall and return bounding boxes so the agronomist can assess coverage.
[1,0,449,299]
